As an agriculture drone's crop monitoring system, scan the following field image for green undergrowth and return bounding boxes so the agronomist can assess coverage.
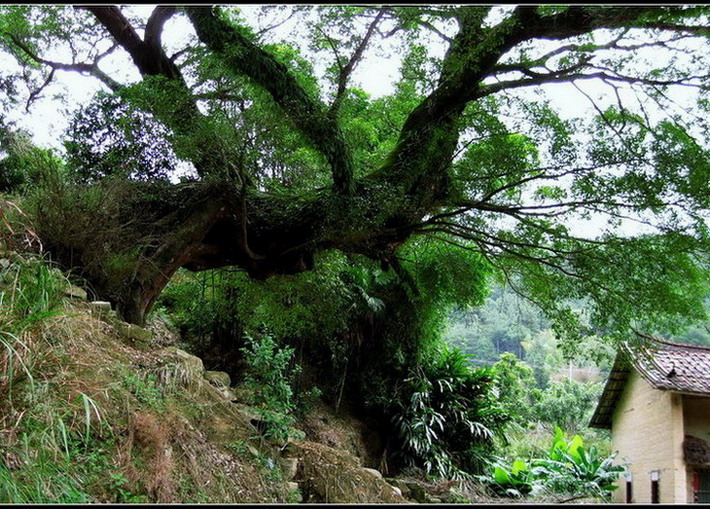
[0,251,293,503]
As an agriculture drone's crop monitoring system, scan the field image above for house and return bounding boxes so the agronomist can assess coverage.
[590,334,710,504]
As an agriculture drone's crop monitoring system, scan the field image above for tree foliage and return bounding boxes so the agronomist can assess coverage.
[0,4,707,377]
[64,93,178,183]
[0,125,63,194]
[0,5,710,342]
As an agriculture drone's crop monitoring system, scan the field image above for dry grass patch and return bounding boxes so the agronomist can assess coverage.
[289,440,405,503]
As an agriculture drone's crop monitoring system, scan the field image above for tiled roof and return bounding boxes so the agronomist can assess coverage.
[589,334,710,429]
[630,335,710,394]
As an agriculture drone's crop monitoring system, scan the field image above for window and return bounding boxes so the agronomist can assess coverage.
[694,469,710,503]
[626,480,633,503]
[624,472,633,504]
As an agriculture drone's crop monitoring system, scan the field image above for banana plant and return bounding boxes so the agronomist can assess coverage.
[531,427,626,498]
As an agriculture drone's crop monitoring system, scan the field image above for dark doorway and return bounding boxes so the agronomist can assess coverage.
[651,479,659,504]
[626,480,633,503]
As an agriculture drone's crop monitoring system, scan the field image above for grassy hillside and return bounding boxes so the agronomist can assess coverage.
[0,247,409,503]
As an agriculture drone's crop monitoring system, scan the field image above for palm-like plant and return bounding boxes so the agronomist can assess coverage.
[531,427,626,498]
[389,345,507,479]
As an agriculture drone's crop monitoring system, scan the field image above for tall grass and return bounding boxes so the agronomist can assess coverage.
[0,254,67,406]
[0,332,34,408]
[0,253,102,503]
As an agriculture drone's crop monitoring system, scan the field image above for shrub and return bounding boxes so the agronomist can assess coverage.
[484,458,540,498]
[479,426,625,500]
[389,345,508,479]
[531,426,625,499]
[240,333,299,442]
[0,128,66,195]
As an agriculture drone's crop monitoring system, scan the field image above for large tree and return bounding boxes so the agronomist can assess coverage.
[0,5,707,337]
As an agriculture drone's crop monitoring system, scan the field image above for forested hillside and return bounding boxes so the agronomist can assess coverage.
[1,4,708,504]
[442,288,709,443]
[444,287,710,375]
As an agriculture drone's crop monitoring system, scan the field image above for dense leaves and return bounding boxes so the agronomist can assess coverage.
[389,345,508,478]
[0,126,63,194]
[0,5,706,337]
[64,94,178,183]
[480,427,625,500]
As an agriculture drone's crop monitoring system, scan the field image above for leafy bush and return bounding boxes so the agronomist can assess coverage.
[155,240,500,479]
[240,333,299,442]
[531,426,625,499]
[479,427,625,500]
[0,127,65,195]
[389,345,508,479]
[485,458,539,498]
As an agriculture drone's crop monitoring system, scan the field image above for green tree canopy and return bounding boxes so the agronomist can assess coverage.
[0,5,706,350]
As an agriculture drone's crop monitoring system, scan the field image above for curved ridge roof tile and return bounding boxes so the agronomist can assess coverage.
[590,334,710,429]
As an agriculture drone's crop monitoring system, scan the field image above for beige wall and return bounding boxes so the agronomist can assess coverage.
[682,395,710,502]
[611,371,686,503]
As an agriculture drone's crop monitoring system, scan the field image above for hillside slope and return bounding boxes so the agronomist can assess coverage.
[0,250,408,503]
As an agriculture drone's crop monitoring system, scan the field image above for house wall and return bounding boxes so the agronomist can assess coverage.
[611,371,686,503]
[682,395,710,502]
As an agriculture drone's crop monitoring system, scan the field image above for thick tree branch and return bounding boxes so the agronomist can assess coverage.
[371,7,670,195]
[145,6,177,53]
[493,32,695,78]
[184,6,356,195]
[82,5,253,184]
[82,6,181,79]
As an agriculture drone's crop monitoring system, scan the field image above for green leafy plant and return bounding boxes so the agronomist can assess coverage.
[483,458,540,498]
[240,333,299,442]
[480,427,625,500]
[0,254,67,331]
[0,127,66,195]
[107,472,148,503]
[389,344,507,479]
[122,372,165,409]
[225,440,250,459]
[530,426,625,499]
